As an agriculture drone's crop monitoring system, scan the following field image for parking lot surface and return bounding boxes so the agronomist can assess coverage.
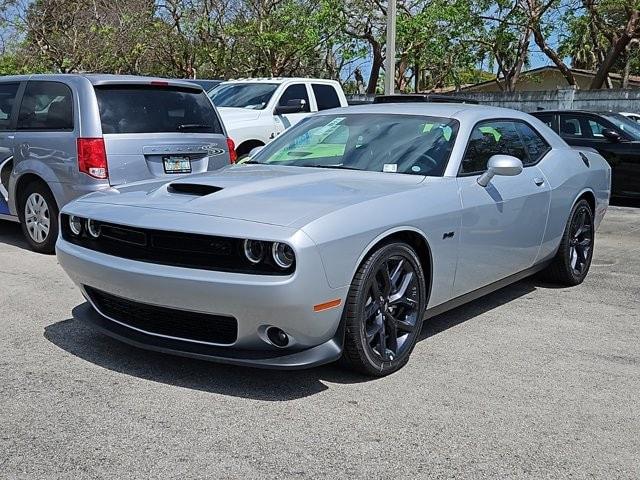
[1,206,639,479]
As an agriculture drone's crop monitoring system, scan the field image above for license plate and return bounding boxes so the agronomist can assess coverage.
[163,155,191,174]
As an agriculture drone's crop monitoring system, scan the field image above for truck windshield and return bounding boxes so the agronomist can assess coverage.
[94,85,222,134]
[248,113,460,176]
[209,83,278,110]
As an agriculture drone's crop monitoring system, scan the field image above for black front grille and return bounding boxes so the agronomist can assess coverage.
[85,286,238,345]
[60,215,294,275]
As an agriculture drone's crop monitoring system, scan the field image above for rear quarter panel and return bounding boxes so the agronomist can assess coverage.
[535,147,610,262]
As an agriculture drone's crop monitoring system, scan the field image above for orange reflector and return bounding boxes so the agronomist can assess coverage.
[313,298,342,312]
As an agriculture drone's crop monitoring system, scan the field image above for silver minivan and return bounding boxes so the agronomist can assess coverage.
[0,74,235,253]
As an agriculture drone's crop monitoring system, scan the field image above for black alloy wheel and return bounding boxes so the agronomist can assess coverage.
[342,242,427,376]
[542,199,595,286]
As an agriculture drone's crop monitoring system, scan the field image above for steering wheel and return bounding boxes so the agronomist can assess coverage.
[410,152,439,174]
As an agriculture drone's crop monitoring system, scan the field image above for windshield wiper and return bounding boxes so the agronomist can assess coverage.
[177,123,211,131]
[303,164,361,171]
[239,160,263,165]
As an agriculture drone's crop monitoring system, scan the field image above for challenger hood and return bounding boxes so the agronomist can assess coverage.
[76,164,425,227]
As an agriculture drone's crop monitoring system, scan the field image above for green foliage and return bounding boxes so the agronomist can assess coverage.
[0,0,637,91]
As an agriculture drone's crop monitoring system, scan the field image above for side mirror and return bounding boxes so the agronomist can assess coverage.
[249,146,264,157]
[477,155,523,187]
[602,128,621,142]
[274,99,306,115]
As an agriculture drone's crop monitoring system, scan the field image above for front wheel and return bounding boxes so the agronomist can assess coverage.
[18,181,59,254]
[341,242,427,376]
[542,199,594,286]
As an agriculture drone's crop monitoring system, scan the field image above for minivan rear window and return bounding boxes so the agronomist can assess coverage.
[94,85,223,134]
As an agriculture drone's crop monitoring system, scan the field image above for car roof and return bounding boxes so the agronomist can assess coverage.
[221,77,340,85]
[316,102,537,122]
[0,73,201,90]
[531,110,616,116]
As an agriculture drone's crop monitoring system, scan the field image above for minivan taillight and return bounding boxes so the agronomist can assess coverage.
[77,138,108,179]
[226,138,237,164]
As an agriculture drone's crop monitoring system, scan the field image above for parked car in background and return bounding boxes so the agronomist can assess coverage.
[184,79,223,93]
[209,78,348,158]
[532,110,640,199]
[0,74,233,253]
[57,103,610,376]
[620,112,640,123]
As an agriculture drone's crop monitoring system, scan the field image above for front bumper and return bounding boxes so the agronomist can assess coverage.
[74,303,343,369]
[57,235,349,369]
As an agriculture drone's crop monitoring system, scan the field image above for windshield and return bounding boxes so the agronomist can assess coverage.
[249,113,460,176]
[209,83,278,110]
[601,113,640,140]
[94,85,222,134]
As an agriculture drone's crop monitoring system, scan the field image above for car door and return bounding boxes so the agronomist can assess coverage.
[582,114,639,198]
[13,80,77,193]
[454,119,551,296]
[273,83,312,131]
[0,81,21,217]
[558,112,635,198]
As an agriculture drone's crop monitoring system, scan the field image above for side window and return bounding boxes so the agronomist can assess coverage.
[587,117,610,138]
[534,112,554,129]
[0,83,20,131]
[559,114,584,138]
[460,120,527,174]
[312,84,341,111]
[17,81,73,131]
[516,122,550,165]
[278,84,310,112]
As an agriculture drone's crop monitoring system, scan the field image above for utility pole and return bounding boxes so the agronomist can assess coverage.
[384,0,396,95]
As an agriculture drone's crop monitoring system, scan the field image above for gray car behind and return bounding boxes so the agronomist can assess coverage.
[0,74,233,252]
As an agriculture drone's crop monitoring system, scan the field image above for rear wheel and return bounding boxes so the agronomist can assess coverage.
[542,199,594,286]
[341,242,427,376]
[18,181,59,254]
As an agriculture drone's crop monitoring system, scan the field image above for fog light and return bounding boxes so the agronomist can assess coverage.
[243,239,264,264]
[87,219,101,238]
[266,327,289,348]
[69,216,83,236]
[272,242,295,269]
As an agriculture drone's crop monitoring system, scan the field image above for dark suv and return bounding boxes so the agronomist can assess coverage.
[531,110,640,199]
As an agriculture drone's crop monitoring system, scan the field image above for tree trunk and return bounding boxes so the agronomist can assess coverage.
[532,26,577,87]
[590,10,639,89]
[590,34,633,89]
[367,46,383,95]
[414,62,419,92]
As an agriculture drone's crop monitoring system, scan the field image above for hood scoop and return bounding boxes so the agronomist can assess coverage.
[168,183,223,196]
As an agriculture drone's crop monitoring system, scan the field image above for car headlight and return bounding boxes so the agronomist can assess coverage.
[69,215,84,236]
[243,239,265,264]
[272,242,295,269]
[87,219,101,238]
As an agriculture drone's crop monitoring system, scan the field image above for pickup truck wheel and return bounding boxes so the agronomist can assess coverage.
[341,242,426,376]
[18,181,59,254]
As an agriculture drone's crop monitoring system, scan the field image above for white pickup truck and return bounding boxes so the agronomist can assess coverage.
[209,78,348,158]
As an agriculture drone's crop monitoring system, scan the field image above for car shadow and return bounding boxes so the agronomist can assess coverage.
[44,278,543,401]
[0,220,29,250]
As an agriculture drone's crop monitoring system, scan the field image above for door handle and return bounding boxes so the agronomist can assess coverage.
[534,177,545,186]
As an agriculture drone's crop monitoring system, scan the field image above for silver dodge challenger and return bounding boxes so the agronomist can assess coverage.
[56,103,611,376]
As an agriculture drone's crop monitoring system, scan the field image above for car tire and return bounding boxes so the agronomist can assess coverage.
[542,199,594,286]
[341,242,427,376]
[18,180,59,254]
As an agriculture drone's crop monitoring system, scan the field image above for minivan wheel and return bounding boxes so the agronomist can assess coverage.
[18,181,59,254]
[341,242,427,376]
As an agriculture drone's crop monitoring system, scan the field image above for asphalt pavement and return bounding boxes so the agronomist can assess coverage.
[1,206,638,479]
